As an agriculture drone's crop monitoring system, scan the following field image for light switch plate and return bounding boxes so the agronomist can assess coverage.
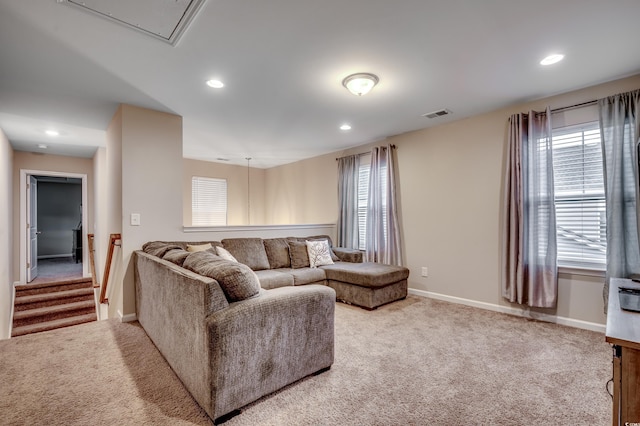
[131,213,141,226]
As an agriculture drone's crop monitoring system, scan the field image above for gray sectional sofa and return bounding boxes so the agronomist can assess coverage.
[134,235,409,423]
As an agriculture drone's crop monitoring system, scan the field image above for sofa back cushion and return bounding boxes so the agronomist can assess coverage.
[263,238,291,269]
[183,251,260,302]
[221,238,270,271]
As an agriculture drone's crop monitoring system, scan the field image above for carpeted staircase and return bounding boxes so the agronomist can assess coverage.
[12,278,97,337]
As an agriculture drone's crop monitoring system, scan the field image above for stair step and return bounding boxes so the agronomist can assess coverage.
[15,278,93,296]
[11,313,97,337]
[14,287,94,307]
[13,300,95,321]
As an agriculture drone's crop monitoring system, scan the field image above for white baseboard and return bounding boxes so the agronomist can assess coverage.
[408,288,605,333]
[117,310,137,323]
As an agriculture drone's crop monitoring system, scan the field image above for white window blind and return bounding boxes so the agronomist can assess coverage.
[357,155,370,251]
[191,176,227,226]
[551,122,606,269]
[356,153,388,251]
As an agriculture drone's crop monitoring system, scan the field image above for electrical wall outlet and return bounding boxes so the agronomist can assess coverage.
[130,213,141,226]
[421,267,428,277]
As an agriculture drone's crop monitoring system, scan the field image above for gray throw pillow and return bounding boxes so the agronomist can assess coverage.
[288,241,310,269]
[263,238,291,269]
[162,248,190,266]
[183,251,260,302]
[142,241,182,258]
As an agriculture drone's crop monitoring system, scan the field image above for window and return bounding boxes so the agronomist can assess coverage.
[356,154,388,251]
[551,122,606,269]
[191,176,227,226]
[357,155,370,250]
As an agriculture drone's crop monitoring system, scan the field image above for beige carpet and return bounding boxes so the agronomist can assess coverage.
[0,296,611,425]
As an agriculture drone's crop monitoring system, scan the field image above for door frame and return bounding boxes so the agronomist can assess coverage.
[19,169,89,284]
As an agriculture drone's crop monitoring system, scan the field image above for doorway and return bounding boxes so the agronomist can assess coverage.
[19,170,88,284]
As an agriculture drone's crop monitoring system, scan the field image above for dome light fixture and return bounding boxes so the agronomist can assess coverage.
[340,123,352,130]
[540,54,564,66]
[342,73,379,96]
[45,129,59,137]
[206,79,224,88]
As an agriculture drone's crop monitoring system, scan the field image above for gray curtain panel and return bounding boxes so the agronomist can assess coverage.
[599,89,640,312]
[365,145,403,266]
[337,155,360,249]
[501,108,558,308]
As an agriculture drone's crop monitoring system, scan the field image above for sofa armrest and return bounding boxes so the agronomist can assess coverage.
[134,250,229,414]
[206,284,335,420]
[332,247,363,263]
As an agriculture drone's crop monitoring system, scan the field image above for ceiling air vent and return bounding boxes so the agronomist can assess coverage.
[422,109,452,119]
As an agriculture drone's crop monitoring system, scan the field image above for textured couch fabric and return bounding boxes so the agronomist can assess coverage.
[135,251,335,423]
[136,235,409,420]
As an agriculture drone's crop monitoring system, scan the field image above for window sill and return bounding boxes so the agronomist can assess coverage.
[558,266,605,278]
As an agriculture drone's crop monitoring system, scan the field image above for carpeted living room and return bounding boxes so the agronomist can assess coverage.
[2,1,640,425]
[0,296,610,425]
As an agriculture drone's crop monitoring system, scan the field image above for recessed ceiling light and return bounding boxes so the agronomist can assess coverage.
[45,129,59,136]
[340,124,352,131]
[37,144,48,149]
[206,79,224,88]
[540,54,564,66]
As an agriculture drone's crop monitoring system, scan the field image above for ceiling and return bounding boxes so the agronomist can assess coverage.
[1,0,640,168]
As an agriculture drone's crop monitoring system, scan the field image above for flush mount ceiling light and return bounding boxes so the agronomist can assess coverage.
[206,79,224,88]
[340,124,352,131]
[37,144,48,149]
[540,54,565,66]
[342,73,379,96]
[45,129,59,136]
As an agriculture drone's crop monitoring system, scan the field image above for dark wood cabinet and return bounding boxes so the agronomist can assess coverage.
[606,278,640,425]
[72,228,82,263]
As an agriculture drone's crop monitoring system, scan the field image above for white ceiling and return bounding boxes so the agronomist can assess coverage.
[1,0,640,168]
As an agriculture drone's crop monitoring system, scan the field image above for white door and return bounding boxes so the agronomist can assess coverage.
[27,175,38,282]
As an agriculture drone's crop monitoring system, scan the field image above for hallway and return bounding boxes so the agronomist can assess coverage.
[29,257,83,285]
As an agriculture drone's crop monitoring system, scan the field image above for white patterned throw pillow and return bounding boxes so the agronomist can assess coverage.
[306,240,334,268]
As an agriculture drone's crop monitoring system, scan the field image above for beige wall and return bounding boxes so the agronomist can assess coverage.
[0,129,13,339]
[183,159,266,226]
[92,147,107,287]
[264,151,339,225]
[118,105,184,318]
[264,74,640,327]
[104,107,123,317]
[11,152,94,282]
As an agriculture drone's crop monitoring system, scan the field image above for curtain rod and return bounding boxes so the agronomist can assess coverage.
[336,144,396,161]
[550,99,598,114]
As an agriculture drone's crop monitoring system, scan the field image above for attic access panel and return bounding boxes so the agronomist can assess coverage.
[62,0,205,45]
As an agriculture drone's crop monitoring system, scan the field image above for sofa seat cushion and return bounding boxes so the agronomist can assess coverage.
[183,251,260,302]
[320,262,409,288]
[286,267,327,285]
[254,269,294,290]
[222,238,270,271]
[263,238,291,269]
